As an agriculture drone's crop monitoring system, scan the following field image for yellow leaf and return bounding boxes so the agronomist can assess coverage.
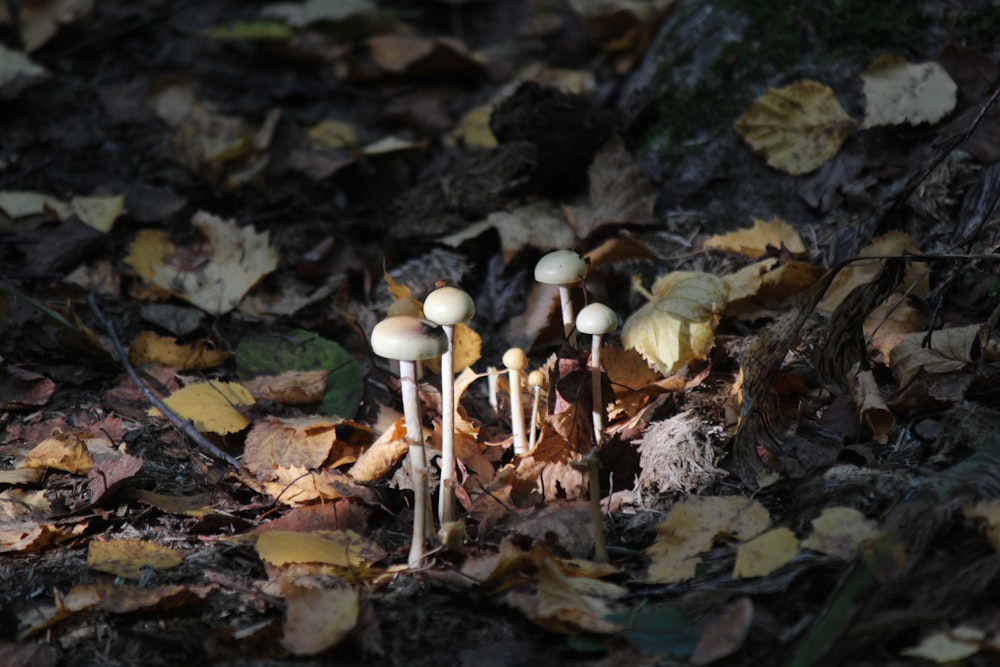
[280,579,359,656]
[704,216,806,257]
[87,539,185,579]
[802,506,881,559]
[255,529,386,568]
[861,55,957,128]
[124,228,175,279]
[732,527,798,578]
[0,190,71,220]
[445,103,497,149]
[348,418,409,482]
[901,627,985,663]
[734,80,857,175]
[308,119,358,149]
[646,496,771,583]
[622,271,728,375]
[505,557,622,635]
[128,330,232,370]
[71,194,125,233]
[22,432,94,473]
[149,380,253,434]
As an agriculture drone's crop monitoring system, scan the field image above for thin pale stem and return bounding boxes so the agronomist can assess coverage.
[588,335,608,562]
[558,285,576,347]
[400,360,430,569]
[438,325,457,524]
[529,385,541,452]
[510,369,527,455]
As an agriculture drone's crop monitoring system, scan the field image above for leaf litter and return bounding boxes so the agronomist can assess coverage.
[3,1,1000,666]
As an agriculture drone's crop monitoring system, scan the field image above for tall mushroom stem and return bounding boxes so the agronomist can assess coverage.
[438,323,457,523]
[527,370,544,452]
[576,302,618,564]
[399,359,431,568]
[504,348,528,455]
[558,285,576,347]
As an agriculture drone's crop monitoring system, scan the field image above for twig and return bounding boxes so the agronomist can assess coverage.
[87,293,241,469]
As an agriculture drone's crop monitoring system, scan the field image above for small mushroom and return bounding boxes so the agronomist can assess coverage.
[575,302,618,564]
[423,285,475,524]
[370,315,448,569]
[503,347,529,455]
[527,369,545,452]
[576,302,618,443]
[535,250,587,347]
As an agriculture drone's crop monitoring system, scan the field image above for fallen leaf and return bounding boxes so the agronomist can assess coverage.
[0,366,56,409]
[732,527,798,578]
[0,190,71,220]
[847,364,894,445]
[128,331,232,370]
[441,201,576,262]
[280,579,359,655]
[861,55,957,128]
[149,380,254,435]
[901,626,985,663]
[622,271,728,375]
[87,539,186,579]
[70,194,125,233]
[22,432,94,473]
[0,44,49,98]
[802,506,881,559]
[734,80,857,175]
[704,217,806,257]
[255,529,386,568]
[691,597,753,665]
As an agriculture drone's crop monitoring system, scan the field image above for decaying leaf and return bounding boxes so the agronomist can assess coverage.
[87,539,186,579]
[732,527,798,579]
[129,331,232,370]
[901,626,986,663]
[704,216,806,258]
[243,416,346,478]
[847,363,894,444]
[280,579,359,656]
[861,55,957,128]
[441,201,576,262]
[255,529,386,569]
[646,496,771,583]
[734,80,857,175]
[622,271,728,375]
[802,506,881,559]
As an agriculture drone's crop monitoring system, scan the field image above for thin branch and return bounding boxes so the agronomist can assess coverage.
[87,293,241,469]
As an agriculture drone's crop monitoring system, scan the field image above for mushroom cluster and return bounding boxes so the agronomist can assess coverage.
[372,250,618,567]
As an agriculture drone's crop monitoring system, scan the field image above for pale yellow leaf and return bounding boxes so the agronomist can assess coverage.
[441,201,576,261]
[149,380,253,435]
[704,217,806,257]
[862,55,957,128]
[732,527,798,578]
[22,432,94,474]
[308,119,358,149]
[734,80,856,175]
[901,627,985,663]
[0,190,71,220]
[71,194,125,232]
[886,324,980,387]
[817,231,928,314]
[646,496,771,583]
[0,44,49,87]
[255,529,386,567]
[622,271,728,375]
[802,506,881,559]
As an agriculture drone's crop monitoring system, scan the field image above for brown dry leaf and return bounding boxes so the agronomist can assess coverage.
[0,366,56,409]
[861,54,957,128]
[241,369,330,404]
[732,527,798,579]
[128,211,278,315]
[133,490,213,517]
[0,521,65,553]
[734,80,857,175]
[847,363,894,444]
[441,200,576,262]
[567,0,676,73]
[865,294,927,361]
[348,418,408,482]
[564,134,657,239]
[887,324,979,383]
[817,231,929,314]
[646,496,771,583]
[280,578,359,656]
[935,44,1000,163]
[87,539,186,579]
[622,271,729,375]
[128,330,231,370]
[506,502,596,559]
[84,450,143,507]
[704,217,806,258]
[255,530,387,569]
[505,556,622,635]
[691,597,754,665]
[802,506,881,559]
[243,416,343,478]
[723,259,824,320]
[149,380,253,435]
[22,432,94,473]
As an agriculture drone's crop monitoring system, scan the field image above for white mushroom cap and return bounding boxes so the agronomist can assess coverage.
[534,250,587,286]
[502,347,527,371]
[423,286,475,326]
[371,316,447,361]
[527,369,545,388]
[576,303,618,335]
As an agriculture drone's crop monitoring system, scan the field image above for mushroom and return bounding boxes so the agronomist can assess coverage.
[370,315,448,568]
[527,369,545,452]
[575,302,618,564]
[534,250,587,347]
[422,285,475,524]
[503,347,529,455]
